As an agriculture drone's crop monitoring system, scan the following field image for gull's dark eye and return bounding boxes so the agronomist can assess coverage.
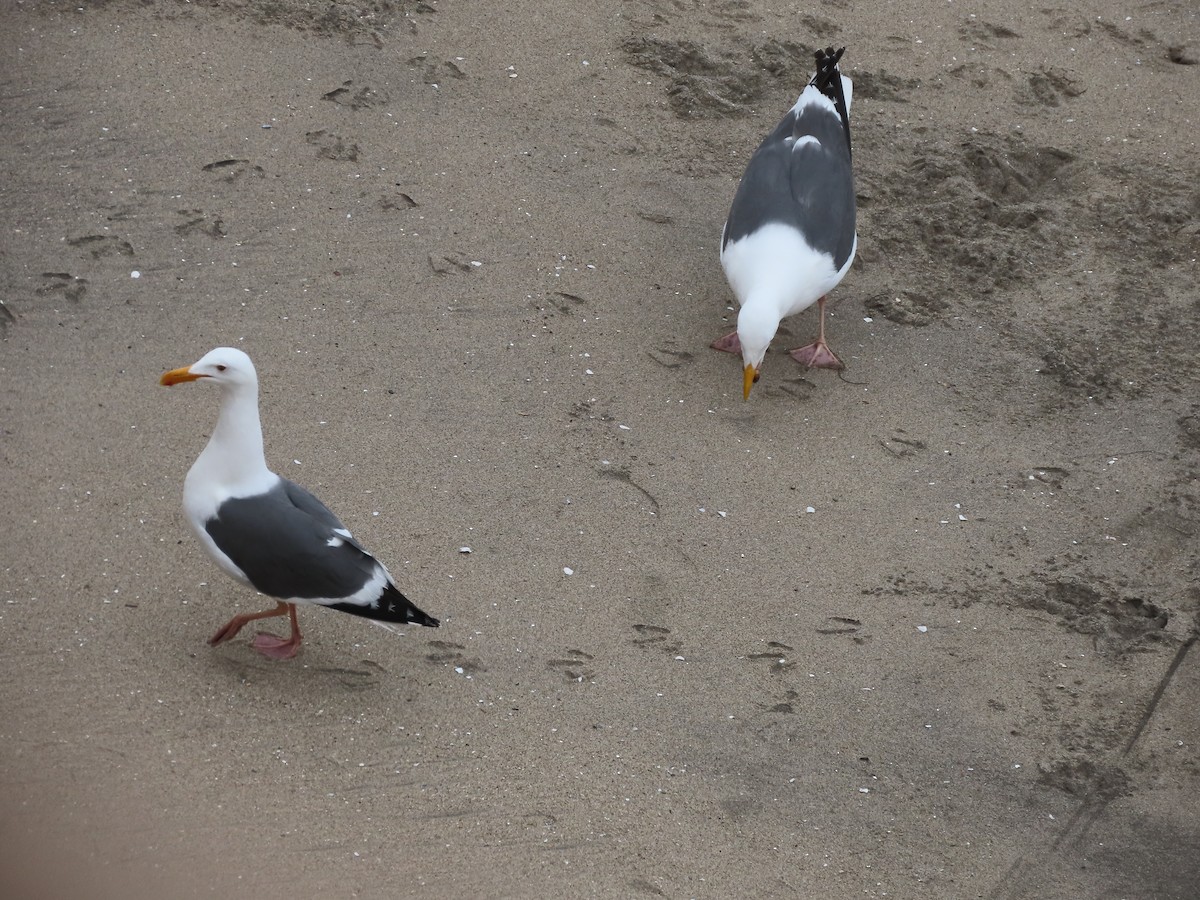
[216,365,227,372]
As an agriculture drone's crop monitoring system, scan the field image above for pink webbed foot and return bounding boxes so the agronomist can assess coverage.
[789,340,844,370]
[789,294,843,370]
[710,331,742,354]
[251,631,302,660]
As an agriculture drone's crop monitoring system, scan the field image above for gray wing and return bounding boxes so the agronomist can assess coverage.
[205,479,380,601]
[722,101,856,270]
[279,479,352,538]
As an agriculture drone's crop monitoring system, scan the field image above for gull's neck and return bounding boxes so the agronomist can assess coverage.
[189,381,274,495]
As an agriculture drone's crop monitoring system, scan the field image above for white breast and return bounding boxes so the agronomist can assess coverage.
[721,222,845,319]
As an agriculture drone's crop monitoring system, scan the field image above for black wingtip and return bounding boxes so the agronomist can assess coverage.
[388,585,440,628]
[810,46,846,96]
[810,45,851,156]
[410,609,441,629]
[330,583,441,628]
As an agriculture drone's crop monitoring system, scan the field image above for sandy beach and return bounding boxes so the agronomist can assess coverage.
[1,0,1198,897]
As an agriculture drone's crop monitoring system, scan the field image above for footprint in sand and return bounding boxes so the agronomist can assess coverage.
[380,190,418,212]
[632,624,683,656]
[646,346,694,369]
[759,688,800,714]
[174,209,226,239]
[878,430,927,457]
[36,272,88,303]
[406,55,468,85]
[863,291,948,327]
[428,252,477,275]
[321,80,388,110]
[744,640,796,674]
[200,158,264,182]
[305,130,360,162]
[546,648,596,683]
[814,617,871,645]
[425,639,485,675]
[314,659,387,691]
[67,234,133,259]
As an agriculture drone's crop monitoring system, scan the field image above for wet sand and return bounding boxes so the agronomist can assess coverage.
[1,1,1198,897]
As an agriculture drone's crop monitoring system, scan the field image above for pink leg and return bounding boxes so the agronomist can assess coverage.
[209,601,302,660]
[710,331,742,354]
[210,600,291,646]
[251,604,302,660]
[788,296,844,370]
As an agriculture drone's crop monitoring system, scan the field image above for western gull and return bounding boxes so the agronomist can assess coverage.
[160,347,439,659]
[713,46,857,399]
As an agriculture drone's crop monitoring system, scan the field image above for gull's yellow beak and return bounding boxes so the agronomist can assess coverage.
[160,366,204,386]
[743,364,759,400]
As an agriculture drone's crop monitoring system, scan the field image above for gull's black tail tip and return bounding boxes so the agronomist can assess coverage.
[399,597,440,628]
[810,46,852,154]
[382,583,439,628]
[411,608,441,628]
[332,583,441,628]
[811,46,846,95]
